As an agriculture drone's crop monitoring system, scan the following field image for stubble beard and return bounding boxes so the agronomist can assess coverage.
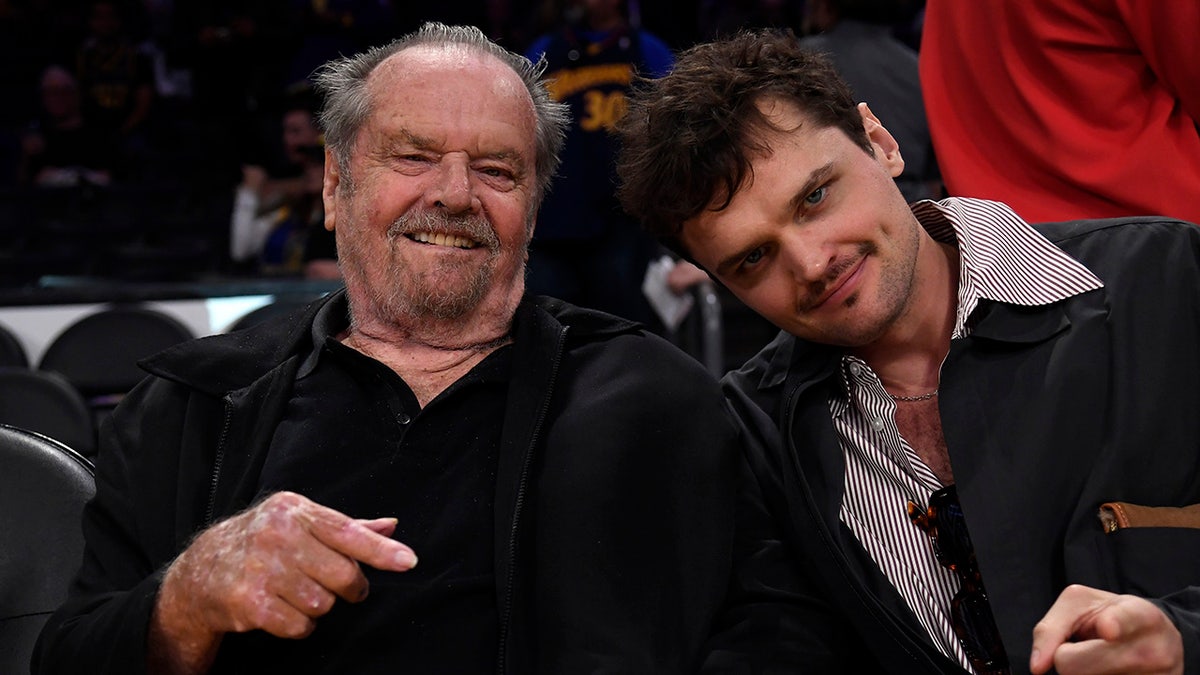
[342,209,525,326]
[800,227,920,348]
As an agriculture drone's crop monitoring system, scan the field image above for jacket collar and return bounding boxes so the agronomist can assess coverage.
[747,297,1086,405]
[963,298,1077,344]
[139,292,324,397]
[912,198,1103,338]
[727,328,840,409]
[138,290,641,398]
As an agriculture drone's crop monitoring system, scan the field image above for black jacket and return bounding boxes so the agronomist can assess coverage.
[34,292,740,674]
[707,217,1200,674]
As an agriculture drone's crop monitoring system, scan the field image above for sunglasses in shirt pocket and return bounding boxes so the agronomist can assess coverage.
[1091,501,1200,597]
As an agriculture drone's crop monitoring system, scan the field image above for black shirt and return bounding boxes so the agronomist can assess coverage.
[221,297,510,674]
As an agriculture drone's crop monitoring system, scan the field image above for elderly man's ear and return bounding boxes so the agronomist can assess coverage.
[322,148,339,232]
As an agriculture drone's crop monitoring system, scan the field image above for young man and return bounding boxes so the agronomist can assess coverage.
[35,23,739,675]
[617,29,1200,675]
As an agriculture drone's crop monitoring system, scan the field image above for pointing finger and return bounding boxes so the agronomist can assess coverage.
[356,517,399,537]
[302,503,418,572]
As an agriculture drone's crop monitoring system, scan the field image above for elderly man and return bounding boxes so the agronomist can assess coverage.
[34,23,738,675]
[617,29,1200,675]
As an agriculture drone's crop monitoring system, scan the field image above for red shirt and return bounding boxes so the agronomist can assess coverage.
[921,0,1200,225]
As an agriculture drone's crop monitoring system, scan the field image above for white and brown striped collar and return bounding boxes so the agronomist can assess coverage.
[912,197,1104,338]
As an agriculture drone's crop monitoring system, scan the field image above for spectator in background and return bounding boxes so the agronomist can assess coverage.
[75,0,154,175]
[523,0,671,326]
[800,0,939,203]
[230,95,337,278]
[300,220,340,279]
[246,88,326,195]
[18,65,114,187]
[921,0,1200,224]
[698,0,802,40]
[169,1,295,188]
[282,0,381,94]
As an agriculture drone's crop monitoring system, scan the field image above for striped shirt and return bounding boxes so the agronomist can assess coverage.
[831,198,1103,671]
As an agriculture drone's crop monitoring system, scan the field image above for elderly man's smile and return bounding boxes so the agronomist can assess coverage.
[406,231,482,249]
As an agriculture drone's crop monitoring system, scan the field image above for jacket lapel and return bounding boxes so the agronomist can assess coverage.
[940,289,1111,664]
[494,300,567,673]
[780,344,961,671]
[206,359,304,524]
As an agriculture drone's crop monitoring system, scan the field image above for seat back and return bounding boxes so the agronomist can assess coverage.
[0,424,95,672]
[0,323,26,368]
[38,305,194,400]
[225,298,314,332]
[0,367,96,456]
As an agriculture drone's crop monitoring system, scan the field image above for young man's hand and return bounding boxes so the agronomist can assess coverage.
[1030,584,1183,675]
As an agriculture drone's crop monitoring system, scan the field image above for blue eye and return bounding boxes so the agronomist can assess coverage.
[744,248,764,266]
[804,186,827,206]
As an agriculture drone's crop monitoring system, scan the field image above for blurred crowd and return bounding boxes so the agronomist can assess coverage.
[0,0,926,336]
[0,1,843,281]
[0,0,839,190]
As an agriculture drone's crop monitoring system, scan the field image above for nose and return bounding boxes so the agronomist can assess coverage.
[428,157,478,215]
[782,229,836,285]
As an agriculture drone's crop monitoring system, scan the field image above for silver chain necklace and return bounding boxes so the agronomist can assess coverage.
[888,390,939,402]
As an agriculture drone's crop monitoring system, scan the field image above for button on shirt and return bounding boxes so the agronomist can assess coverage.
[831,198,1104,671]
[224,295,511,674]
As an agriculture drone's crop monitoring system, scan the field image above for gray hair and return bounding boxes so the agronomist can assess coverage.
[312,22,569,202]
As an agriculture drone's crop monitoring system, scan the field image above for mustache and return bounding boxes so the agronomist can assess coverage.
[386,210,501,250]
[797,242,874,311]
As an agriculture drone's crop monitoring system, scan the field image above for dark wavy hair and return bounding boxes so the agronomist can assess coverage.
[615,29,871,251]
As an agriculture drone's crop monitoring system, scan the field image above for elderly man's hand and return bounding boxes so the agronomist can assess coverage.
[148,491,417,674]
[1030,584,1183,675]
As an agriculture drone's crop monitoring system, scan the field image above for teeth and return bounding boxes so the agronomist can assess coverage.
[410,232,478,249]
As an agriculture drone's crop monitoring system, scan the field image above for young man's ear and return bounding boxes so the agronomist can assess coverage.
[858,102,905,179]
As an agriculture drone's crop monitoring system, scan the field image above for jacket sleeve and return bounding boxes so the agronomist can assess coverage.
[32,377,211,675]
[700,381,863,673]
[1151,590,1200,675]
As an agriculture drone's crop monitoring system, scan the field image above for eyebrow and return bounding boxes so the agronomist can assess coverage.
[712,161,836,277]
[787,161,835,215]
[397,130,526,170]
[400,130,438,151]
[715,244,758,277]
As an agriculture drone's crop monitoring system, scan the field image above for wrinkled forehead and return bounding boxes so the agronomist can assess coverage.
[364,45,538,152]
